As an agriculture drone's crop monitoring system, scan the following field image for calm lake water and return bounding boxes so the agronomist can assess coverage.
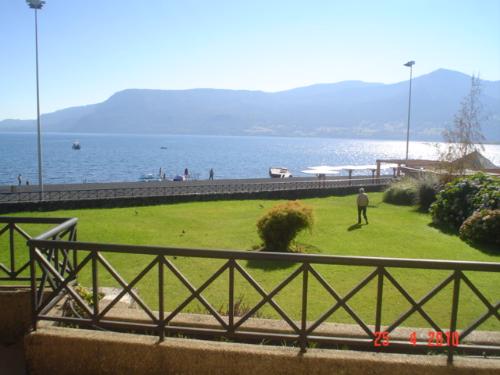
[1,132,499,185]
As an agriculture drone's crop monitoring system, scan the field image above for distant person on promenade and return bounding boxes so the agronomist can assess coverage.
[357,188,369,224]
[17,174,22,186]
[209,168,214,180]
[184,168,189,179]
[26,180,29,186]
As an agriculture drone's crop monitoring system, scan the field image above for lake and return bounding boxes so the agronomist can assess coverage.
[1,132,499,185]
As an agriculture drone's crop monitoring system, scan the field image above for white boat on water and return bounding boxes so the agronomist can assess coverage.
[72,141,81,150]
[269,167,292,178]
[139,173,157,182]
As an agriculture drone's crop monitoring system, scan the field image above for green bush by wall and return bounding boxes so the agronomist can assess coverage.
[256,201,314,252]
[383,178,418,206]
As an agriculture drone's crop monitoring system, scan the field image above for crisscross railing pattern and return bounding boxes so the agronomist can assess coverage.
[28,233,500,363]
[0,217,77,282]
[0,177,392,204]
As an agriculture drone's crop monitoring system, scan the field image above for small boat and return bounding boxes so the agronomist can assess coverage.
[72,141,81,150]
[160,146,167,150]
[139,173,157,182]
[269,167,292,178]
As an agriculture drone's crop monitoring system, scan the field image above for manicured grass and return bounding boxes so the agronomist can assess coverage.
[2,193,499,331]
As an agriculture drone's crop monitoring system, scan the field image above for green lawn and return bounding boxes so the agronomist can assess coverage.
[2,193,499,332]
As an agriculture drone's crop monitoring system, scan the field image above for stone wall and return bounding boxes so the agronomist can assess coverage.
[25,327,500,375]
[0,287,32,343]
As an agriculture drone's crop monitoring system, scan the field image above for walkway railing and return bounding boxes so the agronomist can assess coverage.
[24,218,500,363]
[0,217,77,282]
[0,177,392,203]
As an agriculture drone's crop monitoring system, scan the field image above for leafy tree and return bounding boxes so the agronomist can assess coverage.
[439,75,485,175]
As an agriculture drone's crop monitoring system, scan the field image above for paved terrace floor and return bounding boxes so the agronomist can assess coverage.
[0,176,371,192]
[0,176,390,204]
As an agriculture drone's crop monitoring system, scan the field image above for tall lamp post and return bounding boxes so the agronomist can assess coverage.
[404,60,415,163]
[27,0,45,200]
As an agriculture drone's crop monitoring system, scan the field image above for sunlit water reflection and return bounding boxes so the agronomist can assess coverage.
[1,132,499,185]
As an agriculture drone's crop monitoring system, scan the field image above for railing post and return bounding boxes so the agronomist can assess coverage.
[9,222,15,278]
[300,263,309,353]
[229,259,235,334]
[29,243,38,331]
[92,251,99,325]
[72,226,78,282]
[158,255,165,341]
[448,270,461,364]
[54,237,59,275]
[375,267,384,333]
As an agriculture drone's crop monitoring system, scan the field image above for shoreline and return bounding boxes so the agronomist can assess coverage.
[1,130,499,145]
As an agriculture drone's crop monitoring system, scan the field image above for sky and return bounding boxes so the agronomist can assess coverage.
[1,0,499,120]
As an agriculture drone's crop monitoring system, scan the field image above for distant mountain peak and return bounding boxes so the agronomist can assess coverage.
[418,68,476,81]
[1,68,498,142]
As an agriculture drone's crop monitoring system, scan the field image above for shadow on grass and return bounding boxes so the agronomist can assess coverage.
[294,242,322,254]
[245,244,317,271]
[428,222,500,256]
[411,206,433,214]
[347,223,362,231]
[427,222,458,236]
[246,259,297,271]
[466,241,500,256]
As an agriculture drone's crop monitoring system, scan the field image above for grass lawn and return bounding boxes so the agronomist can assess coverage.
[2,192,499,332]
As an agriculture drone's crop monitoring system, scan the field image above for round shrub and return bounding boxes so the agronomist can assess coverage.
[430,173,499,229]
[459,209,500,247]
[383,178,418,205]
[256,201,313,252]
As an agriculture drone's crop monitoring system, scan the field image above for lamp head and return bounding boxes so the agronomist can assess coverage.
[26,0,45,9]
[404,61,415,67]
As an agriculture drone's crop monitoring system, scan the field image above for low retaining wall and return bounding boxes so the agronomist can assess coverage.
[94,305,500,348]
[0,185,385,213]
[0,286,32,343]
[25,327,500,375]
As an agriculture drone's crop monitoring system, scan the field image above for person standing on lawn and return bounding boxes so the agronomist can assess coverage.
[357,187,369,224]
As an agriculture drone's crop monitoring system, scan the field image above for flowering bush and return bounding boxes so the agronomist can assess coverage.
[459,209,500,247]
[257,201,313,252]
[430,173,499,229]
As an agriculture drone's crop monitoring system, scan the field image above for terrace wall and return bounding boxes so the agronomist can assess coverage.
[0,286,31,343]
[25,327,500,375]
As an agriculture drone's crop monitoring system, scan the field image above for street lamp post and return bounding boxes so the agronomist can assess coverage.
[27,0,45,200]
[404,60,415,163]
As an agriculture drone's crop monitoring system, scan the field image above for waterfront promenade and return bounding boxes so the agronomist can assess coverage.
[0,176,391,205]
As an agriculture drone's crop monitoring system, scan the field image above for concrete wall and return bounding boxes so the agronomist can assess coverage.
[25,327,500,375]
[0,286,31,343]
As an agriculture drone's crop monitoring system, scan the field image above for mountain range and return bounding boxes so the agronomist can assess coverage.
[1,69,499,141]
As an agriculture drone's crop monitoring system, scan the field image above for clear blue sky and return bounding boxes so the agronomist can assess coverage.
[1,0,499,120]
